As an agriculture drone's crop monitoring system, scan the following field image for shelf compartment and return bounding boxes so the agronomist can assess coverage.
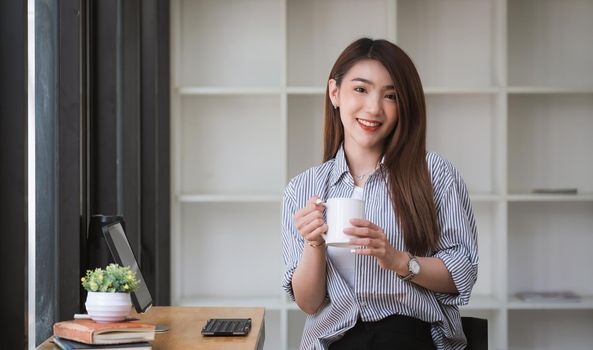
[508,202,593,297]
[287,0,391,87]
[264,310,282,350]
[397,0,497,88]
[177,194,282,203]
[286,86,501,95]
[287,310,307,350]
[508,94,593,194]
[287,95,325,179]
[179,202,282,299]
[178,295,286,310]
[426,94,498,194]
[287,95,504,185]
[470,193,501,202]
[178,0,283,87]
[507,193,593,202]
[461,295,502,310]
[177,87,283,95]
[508,0,593,88]
[508,296,593,310]
[509,310,593,350]
[286,87,325,95]
[508,87,593,95]
[180,95,283,195]
[423,87,499,95]
[470,202,503,300]
[286,301,300,311]
[287,87,502,96]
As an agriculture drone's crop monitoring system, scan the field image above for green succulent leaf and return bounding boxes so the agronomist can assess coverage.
[81,263,140,293]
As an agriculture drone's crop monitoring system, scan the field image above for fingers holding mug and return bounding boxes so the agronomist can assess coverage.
[294,196,327,243]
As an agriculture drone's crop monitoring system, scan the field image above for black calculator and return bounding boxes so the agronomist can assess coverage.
[201,318,252,336]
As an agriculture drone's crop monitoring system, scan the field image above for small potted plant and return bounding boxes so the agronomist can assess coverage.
[81,263,140,323]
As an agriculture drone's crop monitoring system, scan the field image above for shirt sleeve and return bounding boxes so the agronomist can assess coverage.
[281,180,305,302]
[433,175,479,306]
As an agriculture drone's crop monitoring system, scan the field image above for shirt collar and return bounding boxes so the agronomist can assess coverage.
[329,144,387,186]
[329,145,350,186]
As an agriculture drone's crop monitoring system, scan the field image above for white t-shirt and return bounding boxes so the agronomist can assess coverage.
[326,186,363,289]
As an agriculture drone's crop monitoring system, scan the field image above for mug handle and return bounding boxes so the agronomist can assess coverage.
[316,199,327,241]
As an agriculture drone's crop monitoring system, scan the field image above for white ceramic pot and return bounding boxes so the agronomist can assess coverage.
[85,292,132,323]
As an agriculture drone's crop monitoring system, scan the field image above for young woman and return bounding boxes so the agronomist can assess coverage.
[281,38,478,350]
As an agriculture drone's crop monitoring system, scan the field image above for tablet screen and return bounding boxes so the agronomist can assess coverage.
[102,222,153,313]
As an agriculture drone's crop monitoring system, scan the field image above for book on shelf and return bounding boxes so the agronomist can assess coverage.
[515,291,582,303]
[53,319,155,345]
[52,337,151,350]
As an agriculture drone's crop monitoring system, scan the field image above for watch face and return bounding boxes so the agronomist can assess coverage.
[409,259,420,274]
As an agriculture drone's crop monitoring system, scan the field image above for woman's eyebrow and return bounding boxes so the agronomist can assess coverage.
[351,77,394,90]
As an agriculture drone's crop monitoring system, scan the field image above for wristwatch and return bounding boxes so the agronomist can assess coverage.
[398,252,420,281]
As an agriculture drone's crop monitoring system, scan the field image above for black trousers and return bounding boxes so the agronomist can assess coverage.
[329,314,436,350]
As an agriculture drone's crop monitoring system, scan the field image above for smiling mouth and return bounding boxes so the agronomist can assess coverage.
[356,118,382,130]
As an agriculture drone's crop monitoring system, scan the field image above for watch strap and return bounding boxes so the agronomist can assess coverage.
[397,252,418,281]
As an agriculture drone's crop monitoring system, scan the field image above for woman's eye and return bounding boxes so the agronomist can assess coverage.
[385,94,396,101]
[354,87,366,93]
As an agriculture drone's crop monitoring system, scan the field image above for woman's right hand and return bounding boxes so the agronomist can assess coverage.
[292,196,329,314]
[294,196,327,246]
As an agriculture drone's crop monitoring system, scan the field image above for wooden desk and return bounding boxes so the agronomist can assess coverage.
[38,306,265,350]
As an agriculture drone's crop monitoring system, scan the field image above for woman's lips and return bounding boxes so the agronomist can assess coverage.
[356,118,382,132]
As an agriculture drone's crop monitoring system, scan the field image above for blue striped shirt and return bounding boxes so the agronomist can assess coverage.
[282,146,479,350]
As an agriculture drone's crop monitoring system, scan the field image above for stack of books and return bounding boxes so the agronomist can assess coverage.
[52,319,155,350]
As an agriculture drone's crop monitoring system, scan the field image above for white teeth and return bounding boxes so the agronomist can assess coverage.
[357,119,381,127]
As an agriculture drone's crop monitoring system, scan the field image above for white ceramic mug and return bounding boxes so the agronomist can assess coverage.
[322,198,364,247]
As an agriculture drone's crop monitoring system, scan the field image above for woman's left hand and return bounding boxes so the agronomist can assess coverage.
[345,218,459,292]
[344,218,404,272]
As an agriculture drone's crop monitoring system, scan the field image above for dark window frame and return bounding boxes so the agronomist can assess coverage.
[0,1,28,348]
[0,0,171,346]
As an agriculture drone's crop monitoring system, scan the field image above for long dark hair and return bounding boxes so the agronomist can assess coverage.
[323,38,439,256]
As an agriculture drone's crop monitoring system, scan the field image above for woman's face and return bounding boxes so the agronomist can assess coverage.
[329,59,398,156]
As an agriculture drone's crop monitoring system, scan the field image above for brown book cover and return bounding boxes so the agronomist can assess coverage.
[53,336,152,350]
[53,319,155,345]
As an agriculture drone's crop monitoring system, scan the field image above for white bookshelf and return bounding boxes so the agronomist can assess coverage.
[171,1,593,349]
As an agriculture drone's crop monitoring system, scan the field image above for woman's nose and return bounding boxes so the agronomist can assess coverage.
[365,95,382,115]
